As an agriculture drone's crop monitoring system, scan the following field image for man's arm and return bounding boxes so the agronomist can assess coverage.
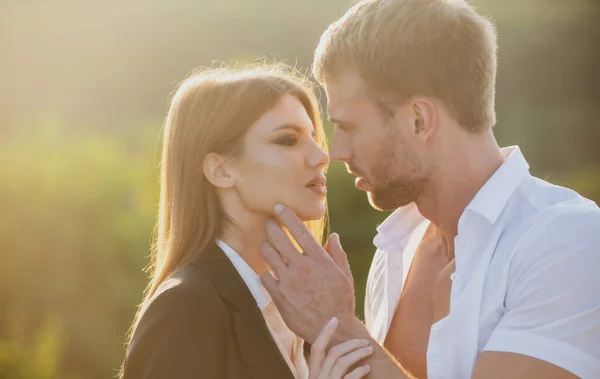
[471,210,600,379]
[472,352,578,379]
[334,315,415,378]
[260,204,410,378]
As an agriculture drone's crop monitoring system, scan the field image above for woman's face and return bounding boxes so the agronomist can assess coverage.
[231,94,329,221]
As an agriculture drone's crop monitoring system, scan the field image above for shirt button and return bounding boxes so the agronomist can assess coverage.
[450,273,459,282]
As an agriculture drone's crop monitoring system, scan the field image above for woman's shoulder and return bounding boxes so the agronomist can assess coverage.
[124,262,230,378]
[140,262,225,326]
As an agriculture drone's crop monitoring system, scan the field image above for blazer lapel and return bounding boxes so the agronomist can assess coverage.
[195,244,296,379]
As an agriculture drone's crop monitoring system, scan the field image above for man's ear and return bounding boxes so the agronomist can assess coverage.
[411,97,437,141]
[203,152,235,189]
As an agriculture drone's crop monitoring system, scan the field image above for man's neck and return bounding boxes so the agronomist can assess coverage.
[415,130,504,249]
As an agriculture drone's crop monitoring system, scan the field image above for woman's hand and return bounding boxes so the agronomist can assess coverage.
[308,317,373,379]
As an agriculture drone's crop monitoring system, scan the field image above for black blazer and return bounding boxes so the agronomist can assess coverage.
[122,243,296,379]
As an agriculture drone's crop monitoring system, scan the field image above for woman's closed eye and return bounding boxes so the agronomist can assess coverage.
[275,134,299,146]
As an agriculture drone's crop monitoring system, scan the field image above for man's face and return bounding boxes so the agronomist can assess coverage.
[324,70,429,210]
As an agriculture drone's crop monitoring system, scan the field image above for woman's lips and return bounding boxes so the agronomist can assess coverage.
[307,183,327,195]
[306,175,327,196]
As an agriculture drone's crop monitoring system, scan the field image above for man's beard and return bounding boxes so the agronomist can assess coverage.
[366,141,428,211]
[367,173,427,210]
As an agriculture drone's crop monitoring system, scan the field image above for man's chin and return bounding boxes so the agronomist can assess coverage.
[367,190,413,211]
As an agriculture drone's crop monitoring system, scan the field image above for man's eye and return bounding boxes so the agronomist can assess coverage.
[276,135,298,146]
[335,123,351,133]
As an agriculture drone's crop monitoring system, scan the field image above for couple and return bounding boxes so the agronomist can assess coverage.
[121,0,600,378]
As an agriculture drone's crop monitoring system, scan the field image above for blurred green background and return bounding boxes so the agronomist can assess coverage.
[1,0,599,378]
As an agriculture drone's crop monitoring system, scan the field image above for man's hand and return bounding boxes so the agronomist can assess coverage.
[261,205,409,378]
[260,204,356,344]
[325,232,354,289]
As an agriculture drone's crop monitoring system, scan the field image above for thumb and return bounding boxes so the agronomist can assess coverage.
[325,233,352,281]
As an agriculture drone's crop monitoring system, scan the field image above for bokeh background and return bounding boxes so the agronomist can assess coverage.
[1,0,599,378]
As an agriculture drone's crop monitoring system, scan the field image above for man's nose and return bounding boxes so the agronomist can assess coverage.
[329,133,352,163]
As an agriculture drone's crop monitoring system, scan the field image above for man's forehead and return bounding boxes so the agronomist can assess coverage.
[324,71,367,99]
[324,74,369,119]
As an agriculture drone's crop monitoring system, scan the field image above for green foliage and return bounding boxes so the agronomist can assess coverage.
[0,124,160,378]
[0,313,63,379]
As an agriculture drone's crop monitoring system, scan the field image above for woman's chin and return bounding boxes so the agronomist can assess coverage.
[292,201,326,221]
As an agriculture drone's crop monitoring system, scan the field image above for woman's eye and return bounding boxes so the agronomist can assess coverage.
[276,135,298,146]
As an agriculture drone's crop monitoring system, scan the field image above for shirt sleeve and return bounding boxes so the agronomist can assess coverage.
[483,209,600,378]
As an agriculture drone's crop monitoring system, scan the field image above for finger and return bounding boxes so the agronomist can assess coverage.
[273,204,322,256]
[309,317,339,374]
[325,233,353,282]
[320,339,370,376]
[260,270,279,294]
[330,346,373,379]
[260,241,288,277]
[344,365,371,379]
[265,219,301,265]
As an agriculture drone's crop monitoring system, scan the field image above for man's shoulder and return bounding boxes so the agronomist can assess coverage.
[505,182,600,272]
[504,176,597,237]
[522,175,598,228]
[518,175,597,215]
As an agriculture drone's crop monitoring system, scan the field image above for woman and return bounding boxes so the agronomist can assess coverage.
[120,65,372,379]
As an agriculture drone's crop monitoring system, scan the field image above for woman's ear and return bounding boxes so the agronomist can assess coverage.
[203,152,235,189]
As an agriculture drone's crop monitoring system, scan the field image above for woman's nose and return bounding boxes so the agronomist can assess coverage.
[307,143,330,169]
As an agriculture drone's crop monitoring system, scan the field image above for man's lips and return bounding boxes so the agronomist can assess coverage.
[355,176,368,190]
[346,164,364,178]
[347,166,368,190]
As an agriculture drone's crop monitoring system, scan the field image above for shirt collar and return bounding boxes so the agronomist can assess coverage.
[216,239,272,311]
[373,146,530,251]
[373,202,427,251]
[461,146,530,229]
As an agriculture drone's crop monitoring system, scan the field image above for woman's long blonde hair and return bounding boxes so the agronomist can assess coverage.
[122,64,328,365]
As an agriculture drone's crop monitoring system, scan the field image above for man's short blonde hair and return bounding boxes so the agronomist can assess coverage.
[313,0,498,132]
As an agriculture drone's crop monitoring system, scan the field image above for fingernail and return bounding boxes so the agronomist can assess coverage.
[260,241,269,252]
[329,317,338,325]
[365,346,373,353]
[274,204,284,214]
[359,339,370,347]
[364,365,371,372]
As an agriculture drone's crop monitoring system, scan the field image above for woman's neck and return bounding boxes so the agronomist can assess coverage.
[219,213,271,276]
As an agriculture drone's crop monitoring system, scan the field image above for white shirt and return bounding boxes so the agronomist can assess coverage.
[365,146,600,379]
[217,240,308,379]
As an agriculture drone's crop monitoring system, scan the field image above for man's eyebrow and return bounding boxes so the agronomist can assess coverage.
[274,123,317,137]
[329,117,354,128]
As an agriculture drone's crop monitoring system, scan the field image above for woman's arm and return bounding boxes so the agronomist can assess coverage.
[122,286,226,379]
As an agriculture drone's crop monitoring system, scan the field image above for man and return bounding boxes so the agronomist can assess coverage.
[260,0,600,378]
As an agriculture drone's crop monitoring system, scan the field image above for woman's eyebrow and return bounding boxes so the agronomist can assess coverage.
[273,123,317,138]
